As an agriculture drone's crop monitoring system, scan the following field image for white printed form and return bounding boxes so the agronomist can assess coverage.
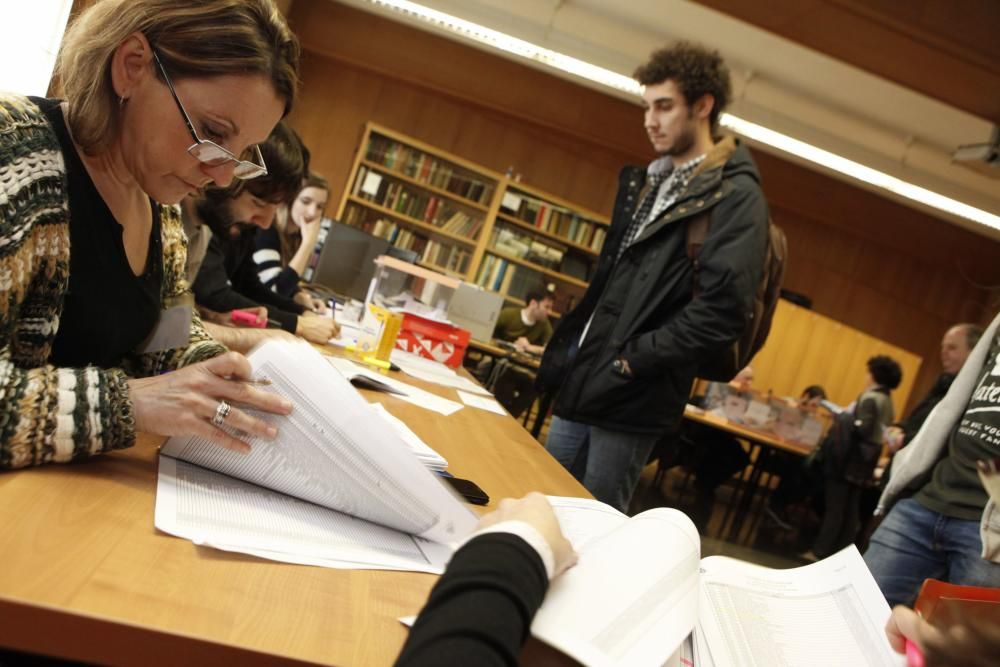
[532,503,701,667]
[155,457,450,573]
[158,341,476,558]
[697,546,904,667]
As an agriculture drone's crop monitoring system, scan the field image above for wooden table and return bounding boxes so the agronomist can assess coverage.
[0,351,588,665]
[682,407,814,543]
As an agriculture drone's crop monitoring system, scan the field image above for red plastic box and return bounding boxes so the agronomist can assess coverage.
[395,313,470,368]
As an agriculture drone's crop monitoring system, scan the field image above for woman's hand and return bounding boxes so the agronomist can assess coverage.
[295,312,340,344]
[129,351,293,453]
[476,492,578,577]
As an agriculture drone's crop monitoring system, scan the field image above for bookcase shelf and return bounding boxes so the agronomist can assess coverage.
[344,195,479,247]
[336,123,606,314]
[360,159,491,213]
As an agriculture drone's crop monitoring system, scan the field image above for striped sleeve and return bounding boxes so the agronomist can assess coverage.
[253,226,302,298]
[0,93,137,468]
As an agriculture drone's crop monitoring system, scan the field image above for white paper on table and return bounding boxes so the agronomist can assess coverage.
[369,402,448,471]
[697,546,903,667]
[327,356,463,416]
[457,390,506,415]
[155,457,452,573]
[328,322,360,348]
[390,349,492,396]
[160,340,475,546]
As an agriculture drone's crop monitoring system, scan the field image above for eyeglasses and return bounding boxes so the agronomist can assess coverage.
[152,50,267,180]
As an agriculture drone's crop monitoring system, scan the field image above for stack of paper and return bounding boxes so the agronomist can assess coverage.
[390,349,491,395]
[369,402,448,471]
[154,340,478,573]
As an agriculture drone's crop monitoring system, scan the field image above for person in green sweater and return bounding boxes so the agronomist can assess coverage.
[493,288,555,355]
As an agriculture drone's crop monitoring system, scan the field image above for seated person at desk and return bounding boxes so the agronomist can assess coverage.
[0,0,297,467]
[188,122,338,346]
[253,172,331,313]
[805,355,901,562]
[492,288,554,355]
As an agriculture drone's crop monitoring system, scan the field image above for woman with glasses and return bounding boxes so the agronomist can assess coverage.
[253,173,332,313]
[0,0,299,468]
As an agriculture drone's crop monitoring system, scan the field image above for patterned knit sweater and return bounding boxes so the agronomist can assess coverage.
[0,93,226,469]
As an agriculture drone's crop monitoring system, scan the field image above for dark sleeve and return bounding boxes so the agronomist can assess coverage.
[898,375,950,444]
[853,395,880,441]
[395,533,549,667]
[191,236,262,313]
[623,180,769,376]
[253,227,301,298]
[192,236,301,333]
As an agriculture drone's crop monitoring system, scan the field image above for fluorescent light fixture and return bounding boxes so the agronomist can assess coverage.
[722,114,1000,231]
[362,0,1000,233]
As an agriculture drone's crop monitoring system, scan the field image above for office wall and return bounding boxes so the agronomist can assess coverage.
[282,0,1000,412]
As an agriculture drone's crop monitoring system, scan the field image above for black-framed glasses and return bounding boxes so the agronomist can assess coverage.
[152,50,267,180]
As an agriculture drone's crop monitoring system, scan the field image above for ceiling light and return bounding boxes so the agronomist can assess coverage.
[360,0,1000,234]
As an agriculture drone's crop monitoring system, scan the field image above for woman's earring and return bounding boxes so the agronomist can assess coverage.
[119,95,128,108]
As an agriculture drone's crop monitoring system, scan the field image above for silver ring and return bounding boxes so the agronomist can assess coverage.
[211,400,232,427]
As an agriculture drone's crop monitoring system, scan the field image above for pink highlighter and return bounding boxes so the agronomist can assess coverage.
[231,309,266,328]
[904,639,925,667]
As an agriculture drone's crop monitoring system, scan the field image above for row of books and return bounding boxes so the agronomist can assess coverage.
[474,254,516,293]
[490,226,566,271]
[420,240,472,275]
[357,215,473,276]
[365,135,495,205]
[501,194,607,252]
[352,166,485,238]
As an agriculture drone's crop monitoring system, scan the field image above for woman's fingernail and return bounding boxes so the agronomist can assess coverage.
[281,399,293,411]
[266,425,278,438]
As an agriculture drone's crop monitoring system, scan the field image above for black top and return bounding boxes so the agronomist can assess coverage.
[191,225,304,333]
[898,372,954,445]
[36,98,162,369]
[395,532,548,666]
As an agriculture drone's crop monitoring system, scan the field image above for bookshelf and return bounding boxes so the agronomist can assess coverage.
[336,123,610,317]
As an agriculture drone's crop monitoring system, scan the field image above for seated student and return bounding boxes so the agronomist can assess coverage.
[395,493,576,666]
[684,366,754,530]
[764,385,829,529]
[0,0,298,467]
[253,172,331,313]
[188,122,338,346]
[866,311,1000,607]
[493,288,555,355]
[804,356,901,562]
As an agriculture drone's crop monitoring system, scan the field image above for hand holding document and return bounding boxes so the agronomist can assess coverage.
[155,340,477,572]
[508,497,904,667]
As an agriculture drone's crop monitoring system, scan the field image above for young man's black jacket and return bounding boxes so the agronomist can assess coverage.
[536,137,769,435]
[191,227,305,333]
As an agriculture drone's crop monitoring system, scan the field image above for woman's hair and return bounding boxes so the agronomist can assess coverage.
[802,385,827,400]
[867,355,903,390]
[55,0,299,155]
[278,172,331,266]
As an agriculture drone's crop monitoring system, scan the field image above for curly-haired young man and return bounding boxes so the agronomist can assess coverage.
[537,42,770,512]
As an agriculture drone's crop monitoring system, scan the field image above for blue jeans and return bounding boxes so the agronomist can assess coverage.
[545,416,659,513]
[864,497,1000,607]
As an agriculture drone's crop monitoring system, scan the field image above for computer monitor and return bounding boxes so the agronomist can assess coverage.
[447,283,505,342]
[311,220,391,302]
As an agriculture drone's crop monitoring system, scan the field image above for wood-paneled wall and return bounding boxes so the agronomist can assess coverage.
[284,0,1000,413]
[751,300,923,418]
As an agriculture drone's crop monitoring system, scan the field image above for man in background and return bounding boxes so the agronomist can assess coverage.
[886,323,984,452]
[493,288,554,355]
[187,122,337,347]
[536,42,770,512]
